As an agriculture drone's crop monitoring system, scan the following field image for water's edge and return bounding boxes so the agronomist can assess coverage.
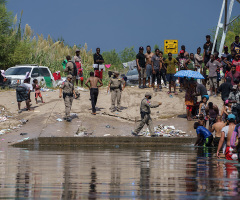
[12,137,196,147]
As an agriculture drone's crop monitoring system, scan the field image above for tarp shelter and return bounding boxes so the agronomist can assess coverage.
[122,60,137,70]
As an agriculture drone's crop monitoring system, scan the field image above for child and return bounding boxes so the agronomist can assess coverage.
[194,122,213,147]
[32,79,45,104]
[221,100,232,121]
[199,95,209,122]
[198,114,206,127]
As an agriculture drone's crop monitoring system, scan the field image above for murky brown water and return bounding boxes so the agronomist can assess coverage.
[0,145,240,199]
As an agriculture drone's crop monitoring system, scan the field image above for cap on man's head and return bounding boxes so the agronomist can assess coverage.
[114,71,119,75]
[181,45,185,48]
[227,114,236,120]
[224,46,228,49]
[145,92,152,97]
[139,46,144,50]
[76,49,80,52]
[67,74,73,79]
[180,50,184,54]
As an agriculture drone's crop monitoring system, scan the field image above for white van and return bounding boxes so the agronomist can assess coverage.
[5,65,55,88]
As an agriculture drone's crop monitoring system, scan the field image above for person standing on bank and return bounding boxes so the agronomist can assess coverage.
[85,72,103,115]
[74,49,83,87]
[145,45,154,88]
[132,92,162,137]
[59,75,77,122]
[136,46,146,89]
[151,48,161,92]
[93,48,104,80]
[107,71,126,112]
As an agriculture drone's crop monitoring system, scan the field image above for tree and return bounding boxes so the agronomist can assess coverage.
[153,44,159,51]
[102,49,121,65]
[211,17,240,51]
[119,46,136,63]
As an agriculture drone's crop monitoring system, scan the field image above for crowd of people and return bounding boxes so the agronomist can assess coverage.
[12,34,240,160]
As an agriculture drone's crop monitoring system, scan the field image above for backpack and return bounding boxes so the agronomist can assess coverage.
[69,61,78,76]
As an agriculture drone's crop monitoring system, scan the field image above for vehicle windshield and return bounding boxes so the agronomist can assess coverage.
[5,67,31,76]
[126,69,138,76]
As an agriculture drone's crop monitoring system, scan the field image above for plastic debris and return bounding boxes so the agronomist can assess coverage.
[19,119,28,124]
[70,113,78,117]
[20,133,28,136]
[104,134,111,136]
[56,118,63,122]
[106,125,110,128]
[139,124,187,137]
[0,117,7,122]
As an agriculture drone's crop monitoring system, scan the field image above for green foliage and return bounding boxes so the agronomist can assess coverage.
[119,46,136,63]
[153,44,159,51]
[0,3,137,86]
[211,17,240,51]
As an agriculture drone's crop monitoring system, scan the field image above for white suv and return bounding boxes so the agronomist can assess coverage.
[5,64,55,88]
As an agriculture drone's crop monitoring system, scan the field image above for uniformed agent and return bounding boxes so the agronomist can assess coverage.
[132,92,162,137]
[107,71,126,112]
[59,74,77,122]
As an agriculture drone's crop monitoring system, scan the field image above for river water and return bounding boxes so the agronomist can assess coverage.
[0,145,240,199]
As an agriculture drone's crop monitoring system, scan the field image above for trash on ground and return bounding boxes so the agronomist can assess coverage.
[0,117,7,122]
[56,118,63,122]
[140,125,187,137]
[106,125,110,128]
[20,133,28,136]
[104,134,111,136]
[40,88,50,92]
[19,119,28,124]
[70,113,78,117]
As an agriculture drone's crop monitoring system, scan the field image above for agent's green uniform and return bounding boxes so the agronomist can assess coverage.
[109,77,125,111]
[60,80,74,118]
[134,97,159,135]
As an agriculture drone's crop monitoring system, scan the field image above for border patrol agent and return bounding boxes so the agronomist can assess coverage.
[59,74,77,122]
[132,92,162,136]
[107,71,126,112]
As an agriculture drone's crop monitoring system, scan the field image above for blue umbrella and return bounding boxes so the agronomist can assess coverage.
[174,70,205,79]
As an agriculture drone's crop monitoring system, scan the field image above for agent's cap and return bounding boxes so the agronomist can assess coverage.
[67,74,73,79]
[114,71,119,75]
[224,46,228,49]
[145,92,152,97]
[139,46,144,50]
[227,114,236,120]
[75,49,80,52]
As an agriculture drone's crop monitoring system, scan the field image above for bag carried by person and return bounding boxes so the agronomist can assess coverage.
[69,61,78,76]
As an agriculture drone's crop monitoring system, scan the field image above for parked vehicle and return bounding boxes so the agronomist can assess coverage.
[125,68,139,84]
[5,65,55,88]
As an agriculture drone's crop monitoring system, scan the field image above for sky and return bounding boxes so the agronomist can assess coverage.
[6,0,240,54]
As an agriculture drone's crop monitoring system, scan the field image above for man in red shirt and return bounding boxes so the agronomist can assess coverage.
[232,54,240,72]
[226,65,240,85]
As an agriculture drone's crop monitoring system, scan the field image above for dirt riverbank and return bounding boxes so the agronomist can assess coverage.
[0,87,223,146]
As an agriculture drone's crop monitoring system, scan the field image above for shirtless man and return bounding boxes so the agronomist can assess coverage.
[85,71,103,115]
[145,45,154,88]
[209,115,226,147]
[217,114,237,160]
